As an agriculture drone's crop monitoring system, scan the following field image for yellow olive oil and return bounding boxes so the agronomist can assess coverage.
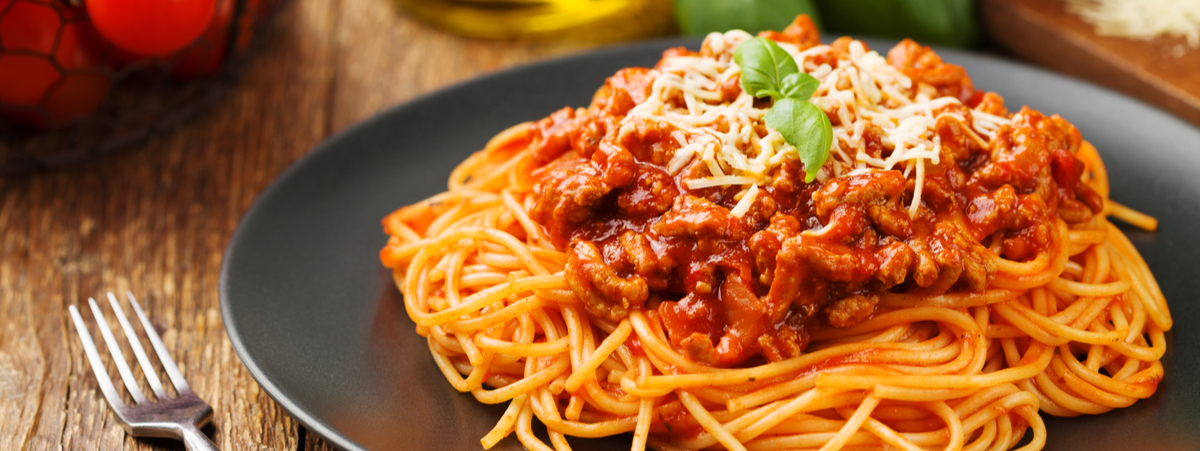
[396,0,676,42]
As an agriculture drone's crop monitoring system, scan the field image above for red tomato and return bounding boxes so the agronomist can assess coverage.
[233,0,266,53]
[170,0,234,78]
[173,0,282,78]
[0,0,111,128]
[87,0,217,57]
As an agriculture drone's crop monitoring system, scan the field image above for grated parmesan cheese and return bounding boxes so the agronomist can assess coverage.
[730,184,760,218]
[1065,0,1200,49]
[687,175,757,190]
[620,31,1010,218]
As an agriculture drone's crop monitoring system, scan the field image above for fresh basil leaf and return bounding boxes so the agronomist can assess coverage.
[764,98,832,183]
[814,0,979,48]
[675,0,823,36]
[734,37,799,100]
[779,72,819,101]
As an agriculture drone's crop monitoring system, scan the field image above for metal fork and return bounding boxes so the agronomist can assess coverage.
[69,292,220,451]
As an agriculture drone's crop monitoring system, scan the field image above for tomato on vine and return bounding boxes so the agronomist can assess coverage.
[0,0,110,128]
[170,0,234,78]
[86,0,218,56]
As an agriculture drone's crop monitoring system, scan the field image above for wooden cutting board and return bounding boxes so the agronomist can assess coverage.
[980,0,1200,128]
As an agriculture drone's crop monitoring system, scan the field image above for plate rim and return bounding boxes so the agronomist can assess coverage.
[219,36,704,451]
[218,36,1198,451]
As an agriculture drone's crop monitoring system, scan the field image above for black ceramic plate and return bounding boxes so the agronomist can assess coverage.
[220,37,1200,451]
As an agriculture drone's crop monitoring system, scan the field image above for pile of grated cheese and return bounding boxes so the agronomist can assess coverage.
[618,31,1010,218]
[1065,0,1200,50]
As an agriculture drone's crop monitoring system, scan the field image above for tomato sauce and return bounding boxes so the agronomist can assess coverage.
[527,19,1101,368]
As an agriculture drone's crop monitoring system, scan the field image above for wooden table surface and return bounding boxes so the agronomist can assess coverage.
[981,0,1200,128]
[0,1,606,449]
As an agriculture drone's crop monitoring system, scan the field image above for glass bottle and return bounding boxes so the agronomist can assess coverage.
[395,0,676,42]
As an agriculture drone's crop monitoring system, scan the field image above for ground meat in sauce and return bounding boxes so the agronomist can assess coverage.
[565,240,648,321]
[887,38,976,104]
[757,15,822,50]
[528,22,1102,368]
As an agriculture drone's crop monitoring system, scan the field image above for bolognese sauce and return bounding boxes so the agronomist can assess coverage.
[380,15,1170,451]
[527,17,1103,368]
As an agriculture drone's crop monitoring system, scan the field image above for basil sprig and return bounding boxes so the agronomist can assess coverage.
[734,37,832,183]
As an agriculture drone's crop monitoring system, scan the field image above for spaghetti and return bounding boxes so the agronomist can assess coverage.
[380,16,1169,451]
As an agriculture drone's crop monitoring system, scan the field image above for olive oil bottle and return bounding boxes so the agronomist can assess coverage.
[396,0,676,42]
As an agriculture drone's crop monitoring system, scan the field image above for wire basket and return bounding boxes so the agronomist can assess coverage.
[0,0,286,174]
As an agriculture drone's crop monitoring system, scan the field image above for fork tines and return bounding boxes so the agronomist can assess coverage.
[68,292,193,411]
[70,292,218,450]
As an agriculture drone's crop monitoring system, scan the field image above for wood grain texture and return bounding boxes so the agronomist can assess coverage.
[329,0,594,133]
[0,0,603,449]
[981,0,1200,127]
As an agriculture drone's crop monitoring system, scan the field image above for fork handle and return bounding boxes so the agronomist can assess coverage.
[180,423,221,451]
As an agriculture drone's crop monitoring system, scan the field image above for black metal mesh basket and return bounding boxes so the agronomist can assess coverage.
[0,0,286,174]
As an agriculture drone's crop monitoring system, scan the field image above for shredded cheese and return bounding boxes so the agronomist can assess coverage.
[620,31,1010,218]
[687,175,757,190]
[730,184,760,218]
[1065,0,1200,50]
